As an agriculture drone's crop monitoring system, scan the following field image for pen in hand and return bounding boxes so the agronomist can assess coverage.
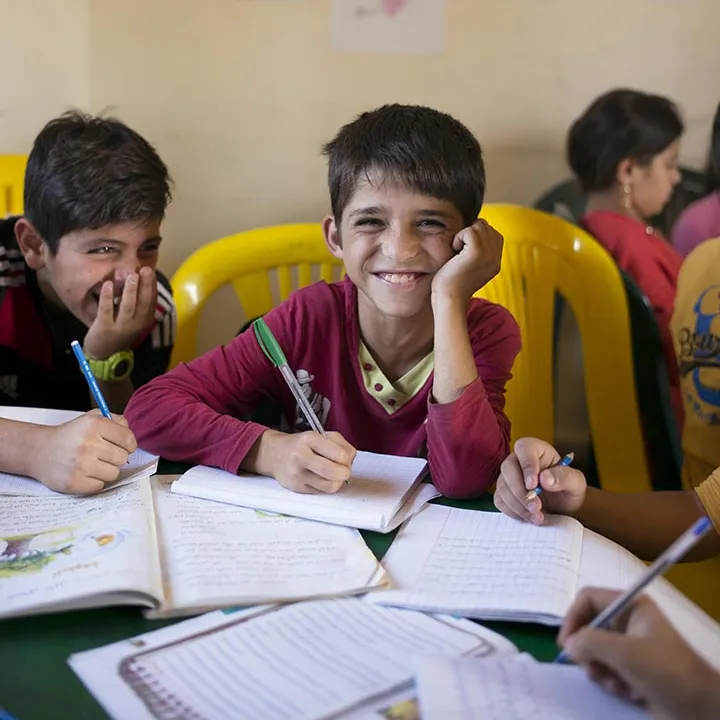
[252,318,327,436]
[555,515,714,664]
[71,340,112,419]
[525,452,574,501]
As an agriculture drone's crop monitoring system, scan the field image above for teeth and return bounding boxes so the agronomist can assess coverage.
[380,273,419,284]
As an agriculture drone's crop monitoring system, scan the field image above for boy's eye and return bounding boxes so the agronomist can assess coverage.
[418,219,447,230]
[88,246,119,255]
[140,242,161,254]
[355,217,384,228]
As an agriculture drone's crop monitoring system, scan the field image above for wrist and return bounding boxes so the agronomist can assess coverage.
[243,429,287,476]
[25,424,52,480]
[431,290,467,313]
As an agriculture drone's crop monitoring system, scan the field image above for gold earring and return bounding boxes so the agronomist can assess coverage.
[622,184,633,210]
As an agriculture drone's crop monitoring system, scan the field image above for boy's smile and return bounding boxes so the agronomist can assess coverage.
[18,219,163,328]
[324,177,464,322]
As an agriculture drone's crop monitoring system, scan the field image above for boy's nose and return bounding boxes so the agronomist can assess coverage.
[113,263,141,290]
[382,228,420,263]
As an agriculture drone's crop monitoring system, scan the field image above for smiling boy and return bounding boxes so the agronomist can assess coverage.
[125,104,521,498]
[0,111,175,493]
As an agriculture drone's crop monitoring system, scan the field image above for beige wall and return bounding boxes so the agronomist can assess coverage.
[0,0,89,151]
[3,0,720,349]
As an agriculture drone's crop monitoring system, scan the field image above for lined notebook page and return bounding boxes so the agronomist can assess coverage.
[171,451,428,532]
[367,505,583,624]
[579,529,720,670]
[415,655,651,720]
[120,599,485,720]
[152,480,385,612]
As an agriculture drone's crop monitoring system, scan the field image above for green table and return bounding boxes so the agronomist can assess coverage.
[0,465,559,719]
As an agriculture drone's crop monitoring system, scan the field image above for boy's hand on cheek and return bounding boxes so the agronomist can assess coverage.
[264,430,357,494]
[84,266,158,360]
[431,219,503,304]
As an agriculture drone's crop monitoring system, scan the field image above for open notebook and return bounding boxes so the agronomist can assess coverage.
[415,654,651,720]
[171,451,437,532]
[366,505,720,669]
[107,600,514,720]
[0,476,386,620]
[0,406,158,495]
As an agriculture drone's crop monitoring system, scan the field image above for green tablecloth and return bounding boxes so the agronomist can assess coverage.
[0,466,559,719]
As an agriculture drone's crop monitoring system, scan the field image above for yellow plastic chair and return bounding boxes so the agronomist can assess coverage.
[477,204,650,494]
[478,205,720,620]
[0,155,27,216]
[170,224,342,367]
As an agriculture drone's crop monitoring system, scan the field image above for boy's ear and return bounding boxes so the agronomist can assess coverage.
[322,215,343,260]
[14,219,49,270]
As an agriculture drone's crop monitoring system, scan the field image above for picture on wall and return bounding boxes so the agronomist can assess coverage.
[331,0,445,55]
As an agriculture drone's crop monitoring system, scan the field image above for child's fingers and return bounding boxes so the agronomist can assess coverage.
[96,281,115,324]
[301,472,345,495]
[494,488,535,523]
[302,449,352,484]
[513,437,559,490]
[308,432,355,467]
[499,453,530,494]
[136,266,158,319]
[117,273,139,322]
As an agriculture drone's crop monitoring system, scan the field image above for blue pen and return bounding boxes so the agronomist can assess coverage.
[525,452,574,501]
[556,515,714,664]
[0,706,20,720]
[71,340,112,419]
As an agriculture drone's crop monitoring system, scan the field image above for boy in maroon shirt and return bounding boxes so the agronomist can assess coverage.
[126,104,521,498]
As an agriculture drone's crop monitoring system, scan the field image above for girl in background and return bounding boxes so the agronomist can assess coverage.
[672,102,720,257]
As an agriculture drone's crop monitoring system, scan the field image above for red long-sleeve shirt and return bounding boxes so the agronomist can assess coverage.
[125,278,521,498]
[582,211,683,429]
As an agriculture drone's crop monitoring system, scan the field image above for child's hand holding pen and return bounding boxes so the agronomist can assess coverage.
[247,429,357,494]
[247,318,357,494]
[494,438,586,525]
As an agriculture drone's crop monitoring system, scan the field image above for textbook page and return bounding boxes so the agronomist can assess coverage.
[415,654,651,720]
[118,600,487,720]
[171,450,429,532]
[579,529,720,670]
[367,505,583,624]
[0,478,163,618]
[150,479,387,615]
[0,405,158,496]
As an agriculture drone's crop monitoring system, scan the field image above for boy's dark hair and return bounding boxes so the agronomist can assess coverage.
[24,110,172,253]
[567,89,683,193]
[705,102,720,192]
[322,104,485,226]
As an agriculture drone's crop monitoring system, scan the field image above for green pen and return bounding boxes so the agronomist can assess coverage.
[252,318,327,436]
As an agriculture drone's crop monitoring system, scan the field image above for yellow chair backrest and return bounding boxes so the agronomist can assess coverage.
[0,155,26,216]
[477,204,651,494]
[170,224,342,367]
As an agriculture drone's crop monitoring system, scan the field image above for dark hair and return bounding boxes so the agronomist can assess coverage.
[24,110,172,253]
[567,89,683,192]
[705,102,720,192]
[322,104,485,225]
